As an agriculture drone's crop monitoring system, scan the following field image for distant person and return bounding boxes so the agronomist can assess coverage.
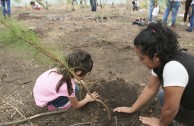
[132,0,140,11]
[148,0,158,24]
[163,0,181,31]
[33,49,99,111]
[114,21,194,126]
[185,0,194,32]
[0,0,11,17]
[30,1,42,10]
[181,0,192,26]
[90,0,97,12]
[132,0,136,10]
[72,0,78,4]
[36,0,48,10]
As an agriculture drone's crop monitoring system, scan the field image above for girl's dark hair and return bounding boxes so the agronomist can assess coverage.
[30,1,35,5]
[134,21,180,81]
[55,49,93,95]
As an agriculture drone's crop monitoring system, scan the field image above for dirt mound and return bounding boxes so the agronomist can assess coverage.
[27,79,159,126]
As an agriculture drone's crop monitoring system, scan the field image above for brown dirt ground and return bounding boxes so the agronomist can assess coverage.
[0,4,194,126]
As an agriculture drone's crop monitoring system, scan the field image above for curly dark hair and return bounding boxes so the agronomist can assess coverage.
[134,21,180,81]
[134,21,180,64]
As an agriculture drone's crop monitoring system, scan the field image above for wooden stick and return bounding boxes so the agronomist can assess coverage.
[0,109,69,126]
[0,90,18,104]
[69,122,92,126]
[115,116,118,126]
[0,86,3,90]
[2,101,33,125]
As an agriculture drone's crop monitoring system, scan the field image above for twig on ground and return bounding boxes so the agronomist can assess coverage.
[2,101,33,125]
[0,90,18,104]
[115,116,118,126]
[11,111,17,119]
[9,85,19,93]
[69,122,92,126]
[22,80,32,85]
[0,109,70,126]
[0,86,3,90]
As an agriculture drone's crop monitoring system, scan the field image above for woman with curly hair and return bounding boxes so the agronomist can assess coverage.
[114,21,194,126]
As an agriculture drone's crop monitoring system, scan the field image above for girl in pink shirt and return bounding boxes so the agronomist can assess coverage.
[33,49,99,111]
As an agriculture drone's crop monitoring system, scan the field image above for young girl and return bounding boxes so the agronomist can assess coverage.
[114,21,194,126]
[33,49,99,111]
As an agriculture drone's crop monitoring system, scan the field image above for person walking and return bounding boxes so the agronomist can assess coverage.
[0,0,11,17]
[90,0,96,12]
[163,0,181,31]
[186,0,194,32]
[148,0,158,24]
[181,0,192,26]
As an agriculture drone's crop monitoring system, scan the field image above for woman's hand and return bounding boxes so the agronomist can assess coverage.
[113,106,135,113]
[139,116,160,126]
[85,92,99,102]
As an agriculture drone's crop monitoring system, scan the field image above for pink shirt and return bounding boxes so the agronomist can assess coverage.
[33,68,76,107]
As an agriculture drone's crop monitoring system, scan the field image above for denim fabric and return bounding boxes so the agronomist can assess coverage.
[47,96,69,108]
[148,0,155,22]
[157,89,164,106]
[47,84,79,108]
[1,0,11,16]
[157,89,194,125]
[189,4,194,32]
[163,0,180,26]
[183,0,192,22]
[90,0,96,11]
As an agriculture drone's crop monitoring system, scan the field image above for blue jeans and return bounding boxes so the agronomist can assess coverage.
[163,0,180,26]
[90,0,96,12]
[189,4,194,32]
[148,0,155,22]
[157,90,194,125]
[47,84,79,108]
[1,0,11,16]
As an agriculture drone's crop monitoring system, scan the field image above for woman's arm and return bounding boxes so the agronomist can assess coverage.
[159,86,185,126]
[113,75,161,113]
[68,92,99,110]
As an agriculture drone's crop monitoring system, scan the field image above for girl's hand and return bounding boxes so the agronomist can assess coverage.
[113,106,135,113]
[85,92,99,102]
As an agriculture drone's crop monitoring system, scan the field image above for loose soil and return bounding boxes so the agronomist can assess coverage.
[0,4,194,126]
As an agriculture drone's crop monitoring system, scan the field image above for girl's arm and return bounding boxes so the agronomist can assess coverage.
[113,75,160,113]
[68,92,99,109]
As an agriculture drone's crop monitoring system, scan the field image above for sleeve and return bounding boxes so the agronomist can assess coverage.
[163,61,188,87]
